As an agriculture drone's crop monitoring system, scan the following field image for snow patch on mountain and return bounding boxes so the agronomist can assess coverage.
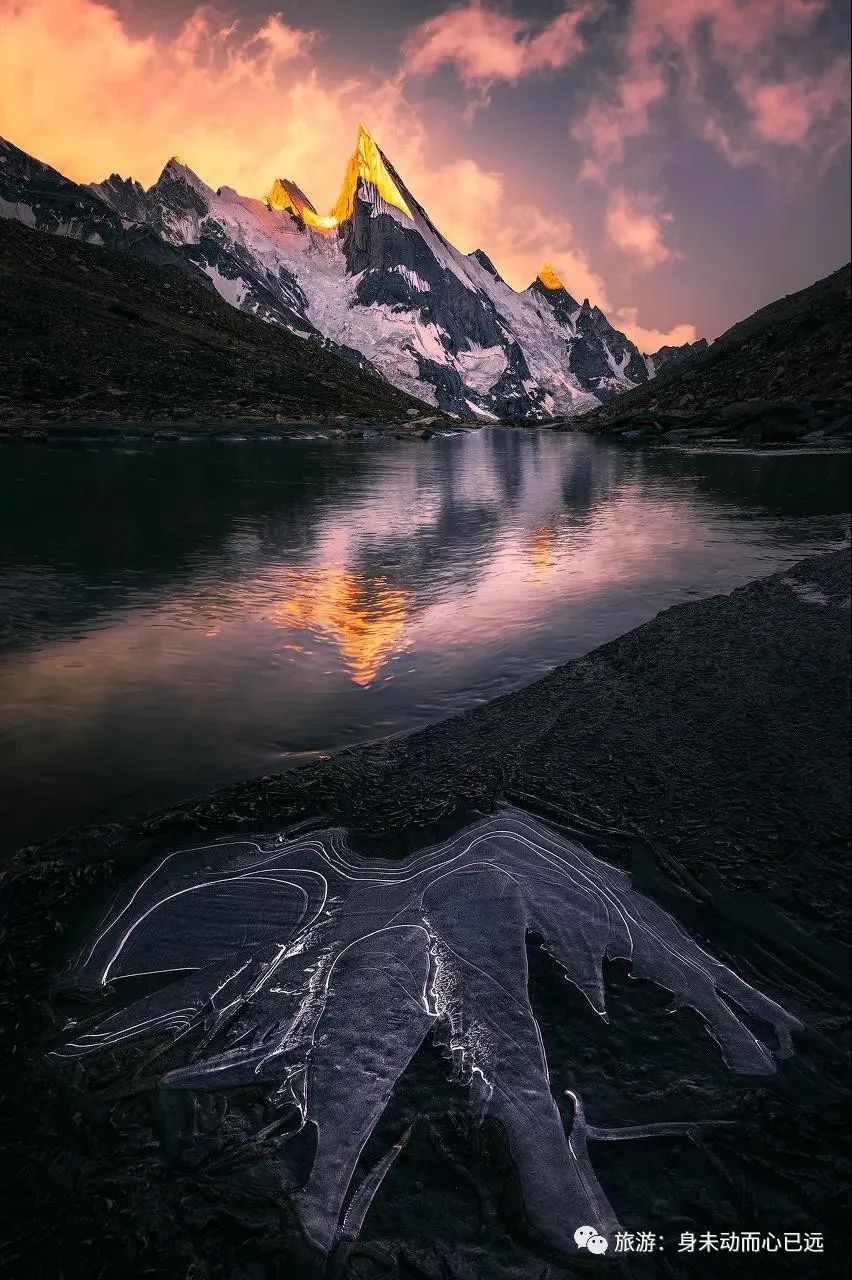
[457,344,509,392]
[202,263,249,307]
[0,196,36,226]
[391,264,431,293]
[465,400,501,419]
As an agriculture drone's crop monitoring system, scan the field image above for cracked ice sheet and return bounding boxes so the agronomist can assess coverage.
[55,808,800,1257]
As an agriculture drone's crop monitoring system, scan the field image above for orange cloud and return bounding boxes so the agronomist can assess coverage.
[401,1,589,88]
[0,0,414,204]
[605,188,679,271]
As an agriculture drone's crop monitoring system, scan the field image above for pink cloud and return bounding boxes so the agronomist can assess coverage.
[401,2,588,89]
[604,187,679,270]
[426,156,612,306]
[573,0,848,176]
[741,60,851,150]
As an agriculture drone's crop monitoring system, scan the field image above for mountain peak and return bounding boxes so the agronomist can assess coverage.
[157,156,206,191]
[267,177,318,217]
[537,263,565,291]
[330,124,412,224]
[266,175,338,231]
[529,263,579,312]
[469,248,505,283]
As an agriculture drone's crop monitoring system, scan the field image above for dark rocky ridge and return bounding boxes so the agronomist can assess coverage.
[568,297,649,396]
[571,264,851,445]
[646,337,709,373]
[0,136,186,271]
[0,218,443,436]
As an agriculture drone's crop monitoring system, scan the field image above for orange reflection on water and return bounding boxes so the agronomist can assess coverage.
[273,567,409,687]
[531,525,556,575]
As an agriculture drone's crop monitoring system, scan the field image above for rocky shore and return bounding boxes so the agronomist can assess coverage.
[0,413,457,445]
[565,397,851,450]
[2,550,849,1278]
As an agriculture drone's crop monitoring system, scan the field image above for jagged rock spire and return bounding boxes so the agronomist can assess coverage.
[329,122,413,224]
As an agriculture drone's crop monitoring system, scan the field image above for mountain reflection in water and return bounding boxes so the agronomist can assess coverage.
[0,429,848,849]
[274,568,410,688]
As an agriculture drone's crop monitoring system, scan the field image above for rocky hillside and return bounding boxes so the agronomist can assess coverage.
[575,263,851,443]
[0,218,435,436]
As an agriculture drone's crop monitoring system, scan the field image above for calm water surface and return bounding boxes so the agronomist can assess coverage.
[1,429,848,850]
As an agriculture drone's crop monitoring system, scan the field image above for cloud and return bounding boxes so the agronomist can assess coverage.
[425,156,611,306]
[0,0,695,351]
[0,0,421,205]
[732,59,851,158]
[401,1,588,91]
[573,0,849,177]
[605,188,679,270]
[613,307,698,353]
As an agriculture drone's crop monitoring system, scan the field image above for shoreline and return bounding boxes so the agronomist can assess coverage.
[562,396,852,453]
[6,549,849,941]
[0,413,472,444]
[2,548,849,1278]
[2,414,850,454]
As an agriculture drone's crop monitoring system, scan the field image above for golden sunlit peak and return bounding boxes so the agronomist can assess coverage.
[329,123,413,224]
[266,175,339,231]
[267,176,318,217]
[537,263,566,291]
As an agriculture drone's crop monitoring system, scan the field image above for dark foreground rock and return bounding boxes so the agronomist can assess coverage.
[1,551,849,1279]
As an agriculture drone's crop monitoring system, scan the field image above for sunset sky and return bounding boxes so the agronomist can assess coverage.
[1,0,849,348]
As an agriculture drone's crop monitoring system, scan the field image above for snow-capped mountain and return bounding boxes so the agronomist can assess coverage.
[0,137,192,271]
[1,127,652,418]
